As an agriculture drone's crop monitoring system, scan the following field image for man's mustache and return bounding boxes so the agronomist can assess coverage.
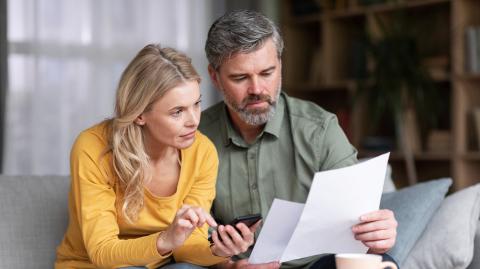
[241,94,273,107]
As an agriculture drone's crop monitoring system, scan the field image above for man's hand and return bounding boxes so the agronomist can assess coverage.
[216,258,280,269]
[352,209,398,254]
[210,220,261,257]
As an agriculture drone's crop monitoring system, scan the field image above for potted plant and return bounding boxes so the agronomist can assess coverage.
[357,13,440,185]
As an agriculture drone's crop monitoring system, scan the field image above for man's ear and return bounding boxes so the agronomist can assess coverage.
[208,64,221,91]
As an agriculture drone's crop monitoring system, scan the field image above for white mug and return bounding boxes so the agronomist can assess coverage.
[335,253,398,269]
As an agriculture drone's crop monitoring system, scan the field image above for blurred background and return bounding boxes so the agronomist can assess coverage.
[1,0,479,191]
[0,0,277,175]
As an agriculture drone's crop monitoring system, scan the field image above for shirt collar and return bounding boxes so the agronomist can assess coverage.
[219,93,285,147]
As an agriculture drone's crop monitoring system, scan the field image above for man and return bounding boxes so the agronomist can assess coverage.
[199,10,398,269]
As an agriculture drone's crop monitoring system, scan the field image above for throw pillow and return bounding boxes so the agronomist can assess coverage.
[379,178,452,265]
[403,183,480,269]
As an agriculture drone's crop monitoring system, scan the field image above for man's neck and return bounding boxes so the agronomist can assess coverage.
[227,107,265,144]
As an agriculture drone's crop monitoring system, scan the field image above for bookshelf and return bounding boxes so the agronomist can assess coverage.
[281,0,480,190]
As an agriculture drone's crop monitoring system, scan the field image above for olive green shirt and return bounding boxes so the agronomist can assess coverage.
[199,93,358,268]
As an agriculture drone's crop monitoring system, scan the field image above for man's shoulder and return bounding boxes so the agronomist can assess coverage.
[200,101,224,128]
[283,93,336,128]
[199,101,225,145]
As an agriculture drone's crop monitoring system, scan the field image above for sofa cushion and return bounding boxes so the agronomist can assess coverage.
[380,178,452,265]
[0,175,70,269]
[466,223,480,269]
[403,183,480,269]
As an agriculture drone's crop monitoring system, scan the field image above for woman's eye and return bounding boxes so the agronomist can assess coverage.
[171,110,182,117]
[195,100,202,106]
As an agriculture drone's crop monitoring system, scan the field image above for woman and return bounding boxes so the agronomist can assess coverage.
[55,44,246,269]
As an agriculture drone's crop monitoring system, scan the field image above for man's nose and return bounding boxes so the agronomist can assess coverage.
[247,76,262,95]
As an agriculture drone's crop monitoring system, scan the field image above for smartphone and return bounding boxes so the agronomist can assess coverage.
[208,213,262,243]
[229,213,262,230]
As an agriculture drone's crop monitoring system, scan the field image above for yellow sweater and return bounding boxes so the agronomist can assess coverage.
[55,122,225,269]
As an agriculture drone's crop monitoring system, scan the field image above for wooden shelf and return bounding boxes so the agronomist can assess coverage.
[326,0,450,19]
[462,152,480,160]
[457,73,480,81]
[282,0,480,189]
[286,80,356,92]
[359,151,451,161]
[431,73,452,82]
[359,151,404,161]
[287,14,323,24]
[415,152,452,161]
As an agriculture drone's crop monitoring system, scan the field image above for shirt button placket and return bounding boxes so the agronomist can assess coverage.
[247,147,260,213]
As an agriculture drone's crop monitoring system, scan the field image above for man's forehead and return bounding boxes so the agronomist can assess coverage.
[220,55,279,75]
[217,39,279,72]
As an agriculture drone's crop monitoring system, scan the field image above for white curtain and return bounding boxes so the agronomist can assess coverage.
[5,0,225,175]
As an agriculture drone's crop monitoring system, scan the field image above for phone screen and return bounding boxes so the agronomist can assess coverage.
[230,213,262,228]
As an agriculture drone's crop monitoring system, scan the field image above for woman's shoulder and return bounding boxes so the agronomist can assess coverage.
[182,131,218,161]
[192,130,216,151]
[72,121,110,155]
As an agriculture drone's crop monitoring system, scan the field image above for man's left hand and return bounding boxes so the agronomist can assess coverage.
[352,209,398,254]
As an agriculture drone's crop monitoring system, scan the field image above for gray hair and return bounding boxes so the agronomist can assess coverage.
[205,10,284,70]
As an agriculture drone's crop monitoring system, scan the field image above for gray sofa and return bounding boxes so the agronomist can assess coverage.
[0,175,479,268]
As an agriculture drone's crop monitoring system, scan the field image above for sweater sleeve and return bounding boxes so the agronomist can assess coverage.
[173,136,226,265]
[70,131,170,268]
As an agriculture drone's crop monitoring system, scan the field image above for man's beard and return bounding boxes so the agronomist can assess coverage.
[223,85,281,126]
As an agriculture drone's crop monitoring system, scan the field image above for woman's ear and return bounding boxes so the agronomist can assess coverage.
[134,114,145,126]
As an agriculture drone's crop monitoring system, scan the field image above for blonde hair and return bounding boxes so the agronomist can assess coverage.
[107,44,200,223]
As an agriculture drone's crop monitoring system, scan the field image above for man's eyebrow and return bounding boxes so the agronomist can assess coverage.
[261,66,276,73]
[228,66,276,78]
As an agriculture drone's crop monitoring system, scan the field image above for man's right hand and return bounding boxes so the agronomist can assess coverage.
[210,220,261,257]
[217,259,280,269]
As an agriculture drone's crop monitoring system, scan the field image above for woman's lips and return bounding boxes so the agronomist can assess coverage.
[180,130,196,139]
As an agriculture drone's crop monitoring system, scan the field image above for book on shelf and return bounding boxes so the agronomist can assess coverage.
[309,47,323,86]
[465,26,480,74]
[426,130,451,153]
[473,108,480,150]
[477,27,480,74]
[422,56,449,80]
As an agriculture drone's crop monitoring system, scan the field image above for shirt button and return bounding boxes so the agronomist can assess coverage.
[251,183,258,190]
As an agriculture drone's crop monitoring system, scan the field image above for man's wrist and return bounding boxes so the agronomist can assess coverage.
[210,243,233,258]
[212,258,234,269]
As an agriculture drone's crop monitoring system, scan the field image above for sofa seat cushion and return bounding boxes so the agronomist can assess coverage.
[0,175,70,268]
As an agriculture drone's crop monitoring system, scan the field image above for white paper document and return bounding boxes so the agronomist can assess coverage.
[249,153,390,264]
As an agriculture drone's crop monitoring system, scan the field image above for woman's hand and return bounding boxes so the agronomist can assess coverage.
[156,204,217,255]
[210,220,261,257]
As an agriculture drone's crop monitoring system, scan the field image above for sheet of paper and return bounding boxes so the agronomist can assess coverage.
[248,199,304,264]
[248,153,390,264]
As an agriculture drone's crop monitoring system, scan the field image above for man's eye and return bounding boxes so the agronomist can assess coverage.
[233,77,246,82]
[262,72,273,77]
